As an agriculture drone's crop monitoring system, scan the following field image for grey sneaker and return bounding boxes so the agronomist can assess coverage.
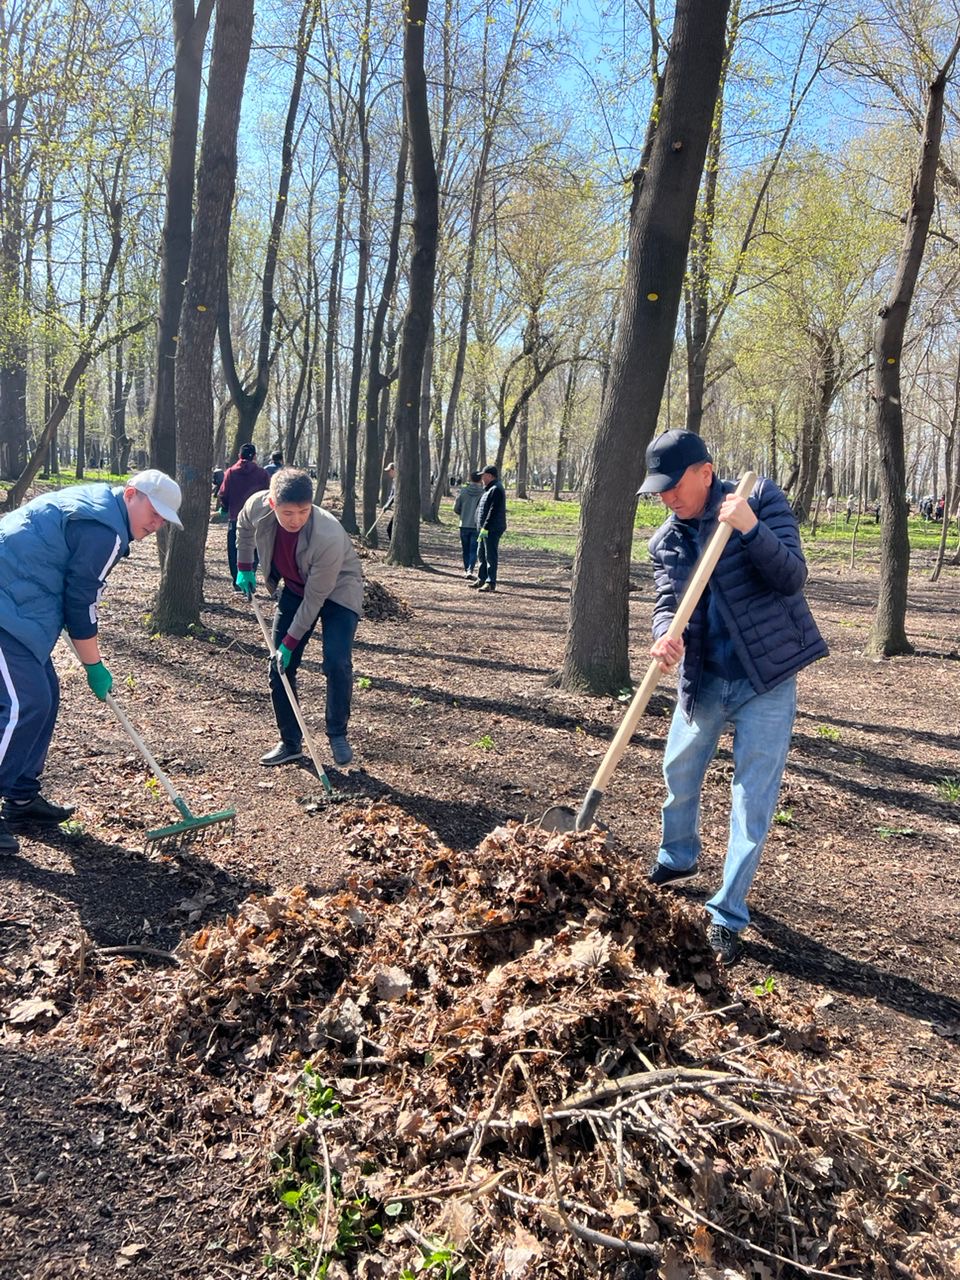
[708,922,741,965]
[329,735,353,766]
[648,861,699,887]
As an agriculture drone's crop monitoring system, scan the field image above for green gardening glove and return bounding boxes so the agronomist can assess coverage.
[84,661,113,701]
[235,569,257,599]
[478,527,489,540]
[274,643,293,674]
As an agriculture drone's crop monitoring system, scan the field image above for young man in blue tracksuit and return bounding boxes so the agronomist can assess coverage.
[640,430,828,964]
[0,470,182,855]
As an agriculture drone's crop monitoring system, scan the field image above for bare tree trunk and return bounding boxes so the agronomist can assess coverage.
[419,320,436,521]
[153,0,254,632]
[388,0,438,568]
[561,0,730,693]
[315,161,347,503]
[867,33,960,656]
[362,132,407,544]
[222,0,316,463]
[149,0,214,483]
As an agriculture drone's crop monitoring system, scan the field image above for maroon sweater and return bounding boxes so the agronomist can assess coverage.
[218,458,270,520]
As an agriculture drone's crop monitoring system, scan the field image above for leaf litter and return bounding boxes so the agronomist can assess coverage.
[48,803,959,1277]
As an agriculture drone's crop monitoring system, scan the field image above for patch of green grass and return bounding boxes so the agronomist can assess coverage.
[936,776,960,803]
[876,825,915,839]
[773,807,794,826]
[472,734,495,751]
[815,725,841,742]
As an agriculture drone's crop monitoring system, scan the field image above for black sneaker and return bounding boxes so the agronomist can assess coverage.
[3,795,76,827]
[329,736,353,766]
[0,822,19,856]
[260,741,305,767]
[648,860,699,887]
[708,922,741,965]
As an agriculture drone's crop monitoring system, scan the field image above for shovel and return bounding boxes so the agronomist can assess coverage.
[248,595,334,795]
[540,471,758,834]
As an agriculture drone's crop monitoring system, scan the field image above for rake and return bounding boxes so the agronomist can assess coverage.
[248,595,334,796]
[63,637,236,853]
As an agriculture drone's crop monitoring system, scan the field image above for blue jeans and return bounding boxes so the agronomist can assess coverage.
[269,587,359,743]
[476,529,502,586]
[0,628,60,801]
[459,527,478,572]
[655,672,797,933]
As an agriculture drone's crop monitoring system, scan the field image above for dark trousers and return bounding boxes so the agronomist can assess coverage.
[269,586,358,744]
[227,520,257,586]
[476,530,503,586]
[0,629,59,801]
[459,527,478,572]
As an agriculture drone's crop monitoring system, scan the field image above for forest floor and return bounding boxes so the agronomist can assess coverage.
[1,501,959,1279]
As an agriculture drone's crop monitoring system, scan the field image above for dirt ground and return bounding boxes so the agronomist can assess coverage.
[1,510,959,1279]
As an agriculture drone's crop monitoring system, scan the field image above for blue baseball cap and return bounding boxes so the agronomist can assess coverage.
[638,430,712,494]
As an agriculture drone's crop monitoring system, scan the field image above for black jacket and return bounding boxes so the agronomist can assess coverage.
[475,481,506,534]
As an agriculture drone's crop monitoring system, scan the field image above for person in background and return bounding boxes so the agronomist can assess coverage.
[639,429,828,965]
[265,450,283,478]
[218,443,270,589]
[382,461,396,541]
[235,468,364,770]
[471,464,507,594]
[454,471,483,579]
[0,471,182,855]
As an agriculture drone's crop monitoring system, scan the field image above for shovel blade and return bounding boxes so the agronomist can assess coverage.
[538,804,577,833]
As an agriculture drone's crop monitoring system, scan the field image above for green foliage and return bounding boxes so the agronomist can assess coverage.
[399,1237,468,1280]
[876,825,915,839]
[297,1064,342,1121]
[144,776,162,799]
[356,676,372,690]
[773,807,794,826]
[815,725,841,742]
[752,975,776,997]
[936,777,960,803]
[471,734,495,750]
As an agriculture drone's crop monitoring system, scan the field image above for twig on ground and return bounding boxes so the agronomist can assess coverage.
[660,1186,863,1280]
[97,944,180,963]
[309,1124,334,1280]
[498,1185,660,1262]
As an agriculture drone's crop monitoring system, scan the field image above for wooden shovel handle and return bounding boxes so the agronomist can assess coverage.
[587,470,758,797]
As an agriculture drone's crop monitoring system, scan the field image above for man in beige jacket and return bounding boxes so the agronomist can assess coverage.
[236,469,363,767]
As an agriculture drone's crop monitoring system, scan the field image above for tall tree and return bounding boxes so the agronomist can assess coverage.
[153,0,255,632]
[866,30,960,656]
[220,0,318,462]
[561,0,731,693]
[388,0,438,567]
[148,0,215,483]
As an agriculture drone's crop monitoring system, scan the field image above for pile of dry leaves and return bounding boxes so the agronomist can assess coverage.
[62,805,956,1277]
[362,579,412,622]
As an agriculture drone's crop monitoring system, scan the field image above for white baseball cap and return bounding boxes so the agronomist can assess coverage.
[127,469,183,529]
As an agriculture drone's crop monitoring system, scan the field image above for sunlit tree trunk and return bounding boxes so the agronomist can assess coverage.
[154,0,254,631]
[867,34,960,655]
[561,0,730,693]
[388,0,438,568]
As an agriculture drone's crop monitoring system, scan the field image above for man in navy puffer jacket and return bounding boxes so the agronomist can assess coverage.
[640,430,827,965]
[0,470,182,856]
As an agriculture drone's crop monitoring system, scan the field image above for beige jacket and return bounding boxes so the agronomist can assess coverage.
[236,492,364,642]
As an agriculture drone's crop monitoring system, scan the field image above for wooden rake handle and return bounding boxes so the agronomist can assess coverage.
[575,471,758,828]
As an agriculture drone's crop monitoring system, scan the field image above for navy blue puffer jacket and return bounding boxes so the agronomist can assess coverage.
[649,474,828,721]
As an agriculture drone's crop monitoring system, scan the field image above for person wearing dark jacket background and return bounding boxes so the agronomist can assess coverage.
[0,470,182,855]
[218,443,270,588]
[640,430,827,965]
[471,465,506,593]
